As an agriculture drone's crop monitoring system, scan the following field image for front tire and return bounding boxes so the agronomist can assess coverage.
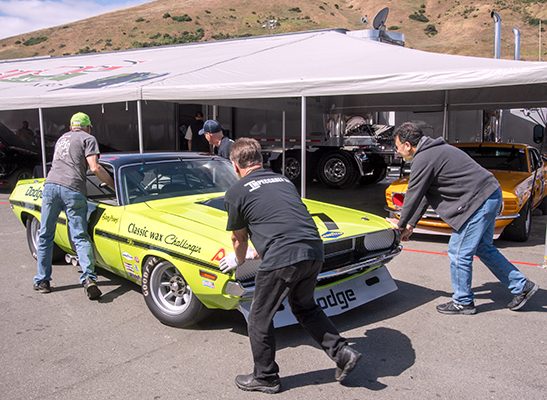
[502,200,531,242]
[142,257,209,328]
[26,215,64,262]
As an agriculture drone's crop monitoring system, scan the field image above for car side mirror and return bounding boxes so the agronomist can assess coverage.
[533,124,544,144]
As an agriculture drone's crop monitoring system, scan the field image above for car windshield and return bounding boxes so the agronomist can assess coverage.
[120,158,239,205]
[458,146,528,172]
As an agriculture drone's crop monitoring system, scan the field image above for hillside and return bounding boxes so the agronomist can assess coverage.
[0,0,546,61]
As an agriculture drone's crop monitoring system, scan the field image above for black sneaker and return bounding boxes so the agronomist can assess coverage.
[436,300,476,315]
[508,280,539,311]
[335,345,362,382]
[83,277,102,300]
[33,280,51,293]
[235,373,281,394]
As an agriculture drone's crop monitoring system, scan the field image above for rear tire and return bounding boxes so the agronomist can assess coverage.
[317,151,358,189]
[502,200,531,242]
[142,257,209,328]
[26,215,65,262]
[9,168,33,190]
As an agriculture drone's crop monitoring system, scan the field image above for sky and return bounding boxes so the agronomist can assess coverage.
[0,0,154,40]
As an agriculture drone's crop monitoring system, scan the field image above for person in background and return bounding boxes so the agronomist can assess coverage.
[221,137,361,394]
[388,122,538,315]
[15,120,35,144]
[185,111,211,152]
[33,112,115,299]
[199,119,233,159]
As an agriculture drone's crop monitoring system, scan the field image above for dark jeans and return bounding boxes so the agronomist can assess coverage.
[249,259,347,380]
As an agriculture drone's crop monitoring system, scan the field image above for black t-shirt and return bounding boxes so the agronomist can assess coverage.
[189,119,209,152]
[224,169,324,271]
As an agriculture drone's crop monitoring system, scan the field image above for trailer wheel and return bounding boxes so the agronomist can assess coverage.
[318,151,358,189]
[359,166,388,185]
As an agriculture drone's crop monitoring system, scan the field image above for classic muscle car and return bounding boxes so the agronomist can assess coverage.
[385,142,547,242]
[11,152,401,328]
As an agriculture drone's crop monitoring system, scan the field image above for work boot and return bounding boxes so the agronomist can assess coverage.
[83,277,102,300]
[235,373,281,394]
[33,280,51,293]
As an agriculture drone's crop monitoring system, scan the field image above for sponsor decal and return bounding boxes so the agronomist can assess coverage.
[316,289,357,311]
[25,186,43,201]
[122,252,133,261]
[321,231,344,239]
[124,261,138,275]
[127,223,201,255]
[202,280,215,289]
[127,272,141,281]
[211,248,226,262]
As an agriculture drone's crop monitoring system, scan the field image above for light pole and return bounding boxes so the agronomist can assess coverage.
[262,18,277,35]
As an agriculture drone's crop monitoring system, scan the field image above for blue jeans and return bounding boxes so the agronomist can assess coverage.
[447,188,526,305]
[35,183,96,285]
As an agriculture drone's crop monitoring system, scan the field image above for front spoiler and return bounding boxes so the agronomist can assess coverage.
[237,265,398,328]
[225,245,402,299]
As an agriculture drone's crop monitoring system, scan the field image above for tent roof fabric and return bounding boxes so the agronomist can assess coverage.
[1,29,547,111]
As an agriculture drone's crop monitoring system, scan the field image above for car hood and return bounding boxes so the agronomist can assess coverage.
[144,195,393,240]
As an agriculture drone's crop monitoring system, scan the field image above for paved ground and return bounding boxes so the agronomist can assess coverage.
[1,172,545,399]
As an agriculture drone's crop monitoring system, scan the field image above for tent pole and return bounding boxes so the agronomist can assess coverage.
[301,96,307,198]
[38,108,47,178]
[282,111,286,176]
[137,100,144,153]
[442,91,449,141]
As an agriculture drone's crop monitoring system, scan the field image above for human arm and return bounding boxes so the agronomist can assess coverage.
[386,218,414,241]
[86,154,115,189]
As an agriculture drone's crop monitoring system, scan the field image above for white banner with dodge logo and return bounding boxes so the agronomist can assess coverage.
[237,265,398,328]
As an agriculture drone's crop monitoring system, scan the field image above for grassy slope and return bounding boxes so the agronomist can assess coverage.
[0,0,546,60]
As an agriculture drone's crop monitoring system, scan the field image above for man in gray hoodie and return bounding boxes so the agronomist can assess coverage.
[389,122,538,314]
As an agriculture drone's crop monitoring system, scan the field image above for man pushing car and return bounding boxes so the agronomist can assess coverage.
[388,122,538,315]
[219,137,361,393]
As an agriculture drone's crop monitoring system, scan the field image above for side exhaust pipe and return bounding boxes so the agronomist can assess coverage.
[491,11,502,59]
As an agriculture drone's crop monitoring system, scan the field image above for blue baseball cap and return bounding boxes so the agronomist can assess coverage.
[199,119,222,135]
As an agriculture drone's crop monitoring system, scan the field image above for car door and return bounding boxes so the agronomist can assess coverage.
[529,148,546,208]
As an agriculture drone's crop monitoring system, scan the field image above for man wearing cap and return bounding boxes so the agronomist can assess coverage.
[33,112,115,300]
[200,119,234,159]
[185,111,211,153]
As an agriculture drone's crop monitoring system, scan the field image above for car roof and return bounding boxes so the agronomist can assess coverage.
[453,142,530,150]
[98,152,226,169]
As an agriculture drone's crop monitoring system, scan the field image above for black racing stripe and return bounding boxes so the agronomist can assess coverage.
[9,200,41,212]
[311,213,339,231]
[95,229,220,271]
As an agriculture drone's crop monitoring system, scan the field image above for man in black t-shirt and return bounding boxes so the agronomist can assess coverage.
[221,138,361,394]
[185,111,210,152]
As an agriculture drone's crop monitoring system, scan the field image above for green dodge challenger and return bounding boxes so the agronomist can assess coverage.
[10,152,401,328]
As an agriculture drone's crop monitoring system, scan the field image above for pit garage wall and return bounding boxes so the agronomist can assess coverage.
[0,101,178,160]
[395,110,483,143]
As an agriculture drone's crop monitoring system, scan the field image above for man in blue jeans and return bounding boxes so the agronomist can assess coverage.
[34,112,114,299]
[388,122,538,314]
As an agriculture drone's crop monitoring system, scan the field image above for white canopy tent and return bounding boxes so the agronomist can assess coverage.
[2,28,547,194]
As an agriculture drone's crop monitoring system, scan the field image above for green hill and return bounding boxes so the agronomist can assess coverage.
[0,0,546,60]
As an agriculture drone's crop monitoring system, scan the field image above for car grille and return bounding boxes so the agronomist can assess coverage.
[236,229,398,284]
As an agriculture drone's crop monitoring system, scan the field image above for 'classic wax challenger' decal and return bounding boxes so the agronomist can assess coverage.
[127,223,201,255]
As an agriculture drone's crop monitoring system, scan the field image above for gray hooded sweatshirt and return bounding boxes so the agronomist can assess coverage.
[398,136,500,231]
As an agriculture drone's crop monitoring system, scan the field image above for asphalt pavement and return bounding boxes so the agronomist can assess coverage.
[1,171,545,399]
